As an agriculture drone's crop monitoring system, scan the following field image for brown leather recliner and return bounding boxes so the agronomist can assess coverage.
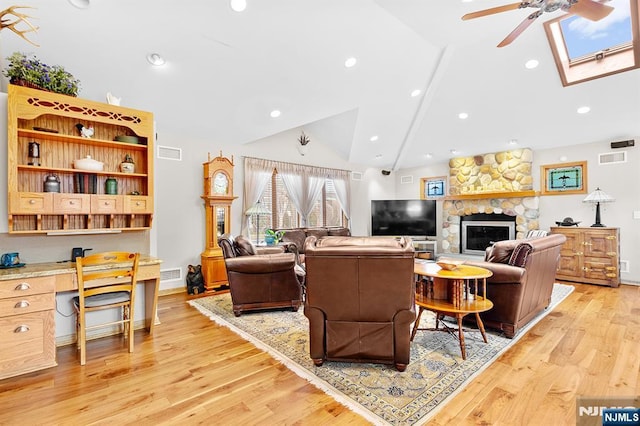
[303,236,415,371]
[465,233,567,338]
[218,234,303,317]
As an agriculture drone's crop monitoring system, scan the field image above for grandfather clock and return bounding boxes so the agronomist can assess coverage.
[201,152,237,292]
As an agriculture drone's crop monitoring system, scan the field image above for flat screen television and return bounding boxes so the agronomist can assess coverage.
[371,199,437,238]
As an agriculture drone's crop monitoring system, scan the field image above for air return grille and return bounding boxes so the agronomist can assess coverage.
[160,268,182,282]
[157,145,182,161]
[598,151,627,165]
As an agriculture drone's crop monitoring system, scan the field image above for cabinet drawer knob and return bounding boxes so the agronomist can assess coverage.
[136,202,141,206]
[14,282,31,291]
[29,199,35,204]
[14,300,30,308]
[14,325,30,333]
[70,201,75,205]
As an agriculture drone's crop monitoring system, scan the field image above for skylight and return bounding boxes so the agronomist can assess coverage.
[560,1,632,61]
[544,0,640,86]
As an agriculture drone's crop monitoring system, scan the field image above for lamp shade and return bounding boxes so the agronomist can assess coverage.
[583,187,614,204]
[245,200,271,216]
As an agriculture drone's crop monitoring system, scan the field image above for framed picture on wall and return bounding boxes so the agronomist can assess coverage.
[540,161,587,195]
[420,176,447,199]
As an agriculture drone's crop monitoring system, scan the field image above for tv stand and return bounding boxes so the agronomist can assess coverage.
[413,240,437,260]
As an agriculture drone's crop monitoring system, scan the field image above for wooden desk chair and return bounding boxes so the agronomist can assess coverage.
[73,252,140,365]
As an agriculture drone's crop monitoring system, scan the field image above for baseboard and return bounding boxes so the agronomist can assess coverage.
[159,286,186,296]
[56,319,147,347]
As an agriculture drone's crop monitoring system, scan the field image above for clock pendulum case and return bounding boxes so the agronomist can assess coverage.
[201,152,237,292]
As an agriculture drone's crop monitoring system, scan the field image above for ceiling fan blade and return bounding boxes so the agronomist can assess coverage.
[462,2,525,20]
[497,11,541,47]
[569,0,614,21]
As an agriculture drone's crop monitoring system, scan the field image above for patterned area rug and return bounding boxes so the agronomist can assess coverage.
[189,283,574,425]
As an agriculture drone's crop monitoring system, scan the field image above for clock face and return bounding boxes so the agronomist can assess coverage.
[213,172,229,194]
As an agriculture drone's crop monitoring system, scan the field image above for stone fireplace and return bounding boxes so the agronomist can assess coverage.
[441,148,539,255]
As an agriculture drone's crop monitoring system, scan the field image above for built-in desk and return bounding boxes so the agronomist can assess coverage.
[0,255,161,379]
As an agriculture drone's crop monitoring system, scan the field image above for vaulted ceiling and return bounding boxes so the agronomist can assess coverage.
[2,0,639,170]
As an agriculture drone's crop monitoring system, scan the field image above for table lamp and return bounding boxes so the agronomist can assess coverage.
[245,200,271,244]
[582,187,615,227]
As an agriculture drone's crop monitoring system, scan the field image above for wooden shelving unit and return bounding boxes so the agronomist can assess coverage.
[7,85,154,234]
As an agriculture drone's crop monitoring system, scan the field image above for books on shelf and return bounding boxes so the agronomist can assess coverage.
[74,173,98,194]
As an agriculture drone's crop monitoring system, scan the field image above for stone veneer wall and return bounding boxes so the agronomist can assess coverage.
[442,197,540,254]
[449,148,533,195]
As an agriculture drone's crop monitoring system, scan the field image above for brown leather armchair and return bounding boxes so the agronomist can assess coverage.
[303,236,415,371]
[465,233,567,338]
[218,234,303,317]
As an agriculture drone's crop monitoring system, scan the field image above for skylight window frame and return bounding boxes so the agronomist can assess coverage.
[544,0,640,86]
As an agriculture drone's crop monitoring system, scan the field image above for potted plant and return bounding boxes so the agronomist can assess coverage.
[264,229,284,246]
[3,52,81,96]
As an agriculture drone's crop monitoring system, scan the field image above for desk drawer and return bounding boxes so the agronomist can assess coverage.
[0,276,56,298]
[0,293,55,318]
[91,195,123,214]
[0,310,56,378]
[53,193,91,214]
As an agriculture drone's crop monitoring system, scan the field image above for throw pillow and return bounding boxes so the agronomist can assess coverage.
[235,235,257,256]
[486,239,519,264]
[508,242,533,267]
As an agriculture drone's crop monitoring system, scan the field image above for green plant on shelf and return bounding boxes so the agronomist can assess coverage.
[3,52,81,96]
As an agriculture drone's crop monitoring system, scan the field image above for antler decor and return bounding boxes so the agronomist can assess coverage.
[0,6,39,46]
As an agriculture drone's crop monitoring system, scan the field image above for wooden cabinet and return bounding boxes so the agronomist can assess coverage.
[550,226,620,287]
[7,85,154,234]
[0,276,57,379]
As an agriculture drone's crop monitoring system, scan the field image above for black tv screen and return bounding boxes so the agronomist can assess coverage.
[371,199,437,238]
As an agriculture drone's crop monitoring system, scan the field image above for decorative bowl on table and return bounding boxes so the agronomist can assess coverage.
[436,258,465,271]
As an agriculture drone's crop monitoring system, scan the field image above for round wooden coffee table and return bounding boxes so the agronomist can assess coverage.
[412,261,493,360]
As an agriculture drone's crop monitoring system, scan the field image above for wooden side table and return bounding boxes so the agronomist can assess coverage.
[412,261,493,360]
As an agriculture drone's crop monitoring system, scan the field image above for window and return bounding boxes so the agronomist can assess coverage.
[544,0,640,86]
[255,170,345,237]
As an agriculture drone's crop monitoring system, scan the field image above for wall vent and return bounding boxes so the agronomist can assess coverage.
[160,267,182,282]
[619,260,630,274]
[157,145,182,161]
[400,175,413,184]
[598,151,626,165]
[351,171,363,181]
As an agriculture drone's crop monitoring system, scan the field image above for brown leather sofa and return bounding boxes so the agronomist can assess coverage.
[218,234,303,317]
[465,233,567,338]
[275,226,350,265]
[303,235,415,371]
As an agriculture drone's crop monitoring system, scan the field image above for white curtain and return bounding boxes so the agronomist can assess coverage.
[329,170,351,227]
[243,157,351,229]
[241,157,273,236]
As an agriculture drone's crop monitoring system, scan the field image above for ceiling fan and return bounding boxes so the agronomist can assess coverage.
[462,0,615,47]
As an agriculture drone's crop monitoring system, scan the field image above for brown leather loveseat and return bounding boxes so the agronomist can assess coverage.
[303,235,415,371]
[218,234,303,316]
[275,226,351,265]
[465,233,567,338]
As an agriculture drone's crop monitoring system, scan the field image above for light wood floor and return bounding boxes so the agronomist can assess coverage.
[0,282,637,425]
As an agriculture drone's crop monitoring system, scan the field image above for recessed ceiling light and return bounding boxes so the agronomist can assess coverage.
[411,89,421,97]
[230,0,247,12]
[344,57,357,68]
[270,110,281,118]
[450,149,460,155]
[458,112,468,120]
[146,53,165,66]
[370,135,379,142]
[424,153,433,158]
[577,106,591,114]
[525,59,539,69]
[68,0,90,8]
[508,139,518,145]
[375,154,383,159]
